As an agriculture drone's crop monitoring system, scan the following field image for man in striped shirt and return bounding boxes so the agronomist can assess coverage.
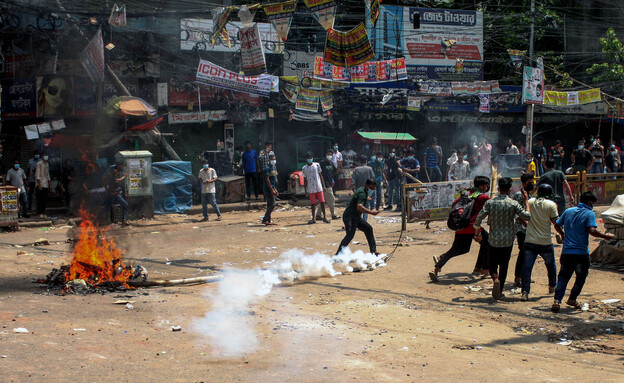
[423,137,443,182]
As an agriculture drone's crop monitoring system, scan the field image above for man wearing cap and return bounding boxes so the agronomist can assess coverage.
[551,191,614,312]
[520,184,564,301]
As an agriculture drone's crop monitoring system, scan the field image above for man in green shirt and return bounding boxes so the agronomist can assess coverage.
[538,159,574,216]
[336,179,380,255]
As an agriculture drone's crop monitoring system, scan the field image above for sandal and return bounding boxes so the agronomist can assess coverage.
[322,218,330,224]
[428,272,439,283]
[551,302,561,313]
[566,300,582,309]
[307,220,316,224]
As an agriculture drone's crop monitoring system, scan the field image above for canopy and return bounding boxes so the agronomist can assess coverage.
[352,132,417,145]
[104,96,157,117]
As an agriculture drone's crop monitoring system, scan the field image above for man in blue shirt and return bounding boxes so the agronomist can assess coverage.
[551,191,614,312]
[241,141,260,200]
[400,149,420,183]
[423,137,443,182]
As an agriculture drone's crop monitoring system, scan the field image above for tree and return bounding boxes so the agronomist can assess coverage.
[587,28,624,93]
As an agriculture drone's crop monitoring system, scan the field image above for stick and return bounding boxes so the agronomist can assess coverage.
[128,274,224,287]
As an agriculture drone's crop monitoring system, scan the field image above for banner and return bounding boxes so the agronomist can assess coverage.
[313,56,332,81]
[369,0,380,27]
[0,78,37,118]
[108,4,127,27]
[168,111,227,124]
[507,49,525,72]
[264,0,297,42]
[79,28,105,83]
[522,66,544,104]
[196,59,272,96]
[314,57,407,83]
[407,95,422,111]
[325,23,375,67]
[566,91,578,106]
[580,88,601,103]
[319,90,333,111]
[478,93,490,113]
[282,81,298,103]
[304,0,337,31]
[296,89,319,111]
[332,65,351,83]
[212,7,233,47]
[544,88,602,106]
[239,24,267,75]
[324,28,346,67]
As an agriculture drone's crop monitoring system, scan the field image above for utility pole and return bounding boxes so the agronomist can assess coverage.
[527,0,536,154]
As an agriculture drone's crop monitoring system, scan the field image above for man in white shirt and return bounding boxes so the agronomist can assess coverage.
[198,160,222,222]
[35,154,51,218]
[302,153,329,224]
[506,139,520,155]
[6,159,29,218]
[331,143,343,170]
[520,184,564,301]
[449,151,471,181]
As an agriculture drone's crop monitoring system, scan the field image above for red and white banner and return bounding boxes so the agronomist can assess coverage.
[239,25,267,75]
[195,59,272,97]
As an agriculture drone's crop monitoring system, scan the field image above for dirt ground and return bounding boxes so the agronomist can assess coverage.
[1,202,623,382]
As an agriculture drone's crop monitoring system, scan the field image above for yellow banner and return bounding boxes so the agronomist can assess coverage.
[544,88,602,106]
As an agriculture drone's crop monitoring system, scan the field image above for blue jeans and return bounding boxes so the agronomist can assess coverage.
[554,253,590,302]
[19,192,28,217]
[427,166,442,182]
[522,242,557,294]
[201,192,221,219]
[590,162,603,174]
[387,178,401,208]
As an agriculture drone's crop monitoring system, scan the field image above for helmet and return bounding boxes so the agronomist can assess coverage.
[537,184,554,198]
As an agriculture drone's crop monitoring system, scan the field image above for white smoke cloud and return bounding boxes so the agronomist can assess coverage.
[193,247,387,358]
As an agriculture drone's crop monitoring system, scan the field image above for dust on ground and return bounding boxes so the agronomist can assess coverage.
[1,204,623,382]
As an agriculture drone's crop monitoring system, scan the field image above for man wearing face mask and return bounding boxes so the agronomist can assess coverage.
[317,150,340,220]
[367,152,386,210]
[6,159,29,218]
[336,179,380,256]
[571,140,594,174]
[511,173,535,287]
[605,141,621,173]
[27,151,41,211]
[449,151,470,181]
[198,159,222,222]
[385,149,401,211]
[361,143,372,160]
[341,144,357,168]
[302,153,329,224]
[400,149,420,182]
[262,154,279,225]
[35,154,51,218]
[588,137,605,174]
[551,191,614,312]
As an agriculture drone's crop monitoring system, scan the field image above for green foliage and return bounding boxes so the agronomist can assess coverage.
[587,28,624,88]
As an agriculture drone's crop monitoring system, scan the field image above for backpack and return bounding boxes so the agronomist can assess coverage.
[447,194,478,231]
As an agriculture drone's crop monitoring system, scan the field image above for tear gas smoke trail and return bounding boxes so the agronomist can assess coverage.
[194,247,387,358]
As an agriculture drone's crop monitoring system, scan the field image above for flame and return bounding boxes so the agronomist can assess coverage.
[65,210,133,287]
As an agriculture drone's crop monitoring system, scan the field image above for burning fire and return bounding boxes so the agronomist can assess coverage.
[65,211,134,288]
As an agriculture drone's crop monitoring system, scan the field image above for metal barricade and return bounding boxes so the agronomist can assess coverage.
[582,171,624,205]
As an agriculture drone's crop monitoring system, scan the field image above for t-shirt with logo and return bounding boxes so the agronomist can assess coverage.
[302,162,323,194]
[525,198,559,245]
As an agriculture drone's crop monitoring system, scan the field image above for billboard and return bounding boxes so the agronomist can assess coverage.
[368,6,483,81]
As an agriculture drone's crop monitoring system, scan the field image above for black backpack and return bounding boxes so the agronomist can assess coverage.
[447,194,478,231]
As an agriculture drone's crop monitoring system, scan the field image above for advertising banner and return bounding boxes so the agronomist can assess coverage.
[195,59,272,96]
[211,7,233,47]
[522,66,544,104]
[79,28,105,83]
[181,19,281,52]
[368,6,483,81]
[303,0,337,31]
[369,0,380,27]
[478,93,490,113]
[0,78,37,118]
[407,95,422,111]
[325,23,375,67]
[319,90,333,111]
[263,0,297,42]
[239,24,267,75]
[296,89,319,112]
[282,81,299,103]
[313,57,405,83]
[543,88,602,107]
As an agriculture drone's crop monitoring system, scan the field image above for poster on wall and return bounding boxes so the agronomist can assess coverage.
[224,123,235,162]
[522,66,544,105]
[1,189,18,212]
[0,78,37,118]
[368,6,483,81]
[296,89,319,112]
[36,76,75,117]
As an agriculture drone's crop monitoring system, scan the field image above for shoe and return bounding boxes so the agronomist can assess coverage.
[331,214,340,220]
[216,216,222,221]
[566,300,582,309]
[200,217,209,222]
[520,292,529,301]
[428,271,439,282]
[551,302,561,313]
[472,268,481,276]
[548,286,555,294]
[492,280,501,300]
[514,278,521,288]
[307,219,316,224]
[432,255,439,265]
[322,218,331,224]
[384,206,393,211]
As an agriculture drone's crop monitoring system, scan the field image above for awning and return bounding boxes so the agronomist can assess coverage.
[352,132,417,145]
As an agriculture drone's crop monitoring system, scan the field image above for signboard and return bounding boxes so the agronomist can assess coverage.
[283,51,316,80]
[408,180,472,221]
[368,6,483,81]
[195,59,273,97]
[1,189,18,212]
[168,111,227,124]
[0,78,37,118]
[522,66,544,104]
[180,19,282,53]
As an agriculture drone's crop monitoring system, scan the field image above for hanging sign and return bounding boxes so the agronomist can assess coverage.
[319,90,333,111]
[296,89,319,112]
[522,66,544,104]
[407,95,422,111]
[195,59,272,96]
[304,0,337,31]
[544,88,602,106]
[239,24,267,75]
[264,0,297,42]
[478,93,490,113]
[79,28,105,83]
[108,4,127,27]
[369,0,380,27]
[325,23,375,67]
[212,7,233,47]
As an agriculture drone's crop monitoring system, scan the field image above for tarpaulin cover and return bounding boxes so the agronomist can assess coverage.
[590,194,624,265]
[152,161,193,214]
